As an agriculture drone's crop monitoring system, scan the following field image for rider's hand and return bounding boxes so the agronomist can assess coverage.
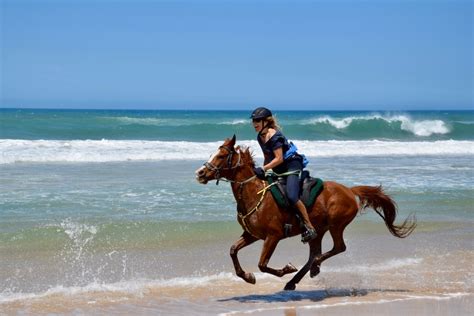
[253,167,266,180]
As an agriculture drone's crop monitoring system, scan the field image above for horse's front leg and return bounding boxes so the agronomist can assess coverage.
[230,232,258,284]
[258,235,298,277]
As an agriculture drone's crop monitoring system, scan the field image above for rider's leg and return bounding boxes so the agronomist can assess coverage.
[295,200,317,242]
[286,172,317,243]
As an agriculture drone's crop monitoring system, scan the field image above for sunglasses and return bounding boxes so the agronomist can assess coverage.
[252,118,263,123]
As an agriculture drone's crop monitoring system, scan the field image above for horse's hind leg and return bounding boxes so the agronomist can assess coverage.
[284,233,323,291]
[230,232,258,284]
[310,225,347,278]
[258,235,298,277]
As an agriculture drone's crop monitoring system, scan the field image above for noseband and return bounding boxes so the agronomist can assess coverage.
[204,145,242,184]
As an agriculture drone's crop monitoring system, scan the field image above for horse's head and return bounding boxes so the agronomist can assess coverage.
[195,135,239,184]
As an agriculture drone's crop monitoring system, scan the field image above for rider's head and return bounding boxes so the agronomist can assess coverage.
[250,107,280,133]
[250,107,272,121]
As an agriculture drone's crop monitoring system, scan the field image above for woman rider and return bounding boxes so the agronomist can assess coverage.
[251,107,317,243]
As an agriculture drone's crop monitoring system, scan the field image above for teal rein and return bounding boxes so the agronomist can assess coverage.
[216,169,300,185]
[265,170,301,178]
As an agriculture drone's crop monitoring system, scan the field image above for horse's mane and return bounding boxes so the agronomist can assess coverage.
[236,145,256,168]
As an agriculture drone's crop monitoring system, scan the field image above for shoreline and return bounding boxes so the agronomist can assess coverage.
[1,279,472,315]
[221,292,473,316]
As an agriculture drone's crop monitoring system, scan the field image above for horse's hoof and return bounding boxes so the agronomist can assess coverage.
[245,272,256,284]
[284,283,296,291]
[284,263,298,274]
[310,265,320,278]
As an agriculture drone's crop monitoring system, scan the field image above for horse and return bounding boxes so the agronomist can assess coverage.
[195,135,416,291]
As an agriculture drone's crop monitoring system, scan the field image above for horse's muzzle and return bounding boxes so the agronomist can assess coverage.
[195,166,209,184]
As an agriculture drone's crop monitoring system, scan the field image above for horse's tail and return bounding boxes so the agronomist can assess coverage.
[351,185,416,238]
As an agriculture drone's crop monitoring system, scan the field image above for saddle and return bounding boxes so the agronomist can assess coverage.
[266,170,324,211]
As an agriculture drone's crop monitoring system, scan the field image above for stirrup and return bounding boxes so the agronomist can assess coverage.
[301,228,317,243]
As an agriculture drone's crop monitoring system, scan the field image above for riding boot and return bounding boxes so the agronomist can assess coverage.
[295,200,317,243]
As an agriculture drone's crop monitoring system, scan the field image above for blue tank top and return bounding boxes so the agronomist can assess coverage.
[257,130,292,174]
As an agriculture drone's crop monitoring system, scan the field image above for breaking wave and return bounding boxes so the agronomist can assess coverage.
[303,114,451,137]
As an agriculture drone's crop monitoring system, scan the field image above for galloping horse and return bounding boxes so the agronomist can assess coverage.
[195,136,416,290]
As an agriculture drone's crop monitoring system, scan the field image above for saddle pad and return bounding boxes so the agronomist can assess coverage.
[267,176,324,211]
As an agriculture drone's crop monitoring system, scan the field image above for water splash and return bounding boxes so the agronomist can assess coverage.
[58,219,99,280]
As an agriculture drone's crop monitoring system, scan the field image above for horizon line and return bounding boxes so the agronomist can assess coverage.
[1,106,473,112]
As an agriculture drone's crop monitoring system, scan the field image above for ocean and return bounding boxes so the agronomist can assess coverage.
[1,109,473,315]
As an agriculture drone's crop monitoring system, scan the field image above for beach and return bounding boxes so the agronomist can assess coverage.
[1,109,473,314]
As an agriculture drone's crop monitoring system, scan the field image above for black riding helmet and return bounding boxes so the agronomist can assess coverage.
[250,107,272,120]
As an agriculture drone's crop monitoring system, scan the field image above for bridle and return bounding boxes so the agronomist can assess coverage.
[203,145,243,185]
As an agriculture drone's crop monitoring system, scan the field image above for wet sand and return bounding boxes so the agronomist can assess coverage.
[2,221,472,315]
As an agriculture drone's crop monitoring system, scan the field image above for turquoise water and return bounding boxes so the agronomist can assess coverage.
[0,109,473,308]
[1,109,473,141]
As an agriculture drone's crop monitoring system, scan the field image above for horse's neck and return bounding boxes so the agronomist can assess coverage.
[230,165,263,214]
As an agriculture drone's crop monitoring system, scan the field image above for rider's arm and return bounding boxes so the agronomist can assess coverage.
[263,147,284,171]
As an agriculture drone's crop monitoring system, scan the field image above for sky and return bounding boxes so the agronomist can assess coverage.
[1,0,472,110]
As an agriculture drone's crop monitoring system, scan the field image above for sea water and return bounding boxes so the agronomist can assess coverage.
[0,109,473,314]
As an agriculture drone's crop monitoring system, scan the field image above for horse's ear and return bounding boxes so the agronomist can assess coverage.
[230,134,236,147]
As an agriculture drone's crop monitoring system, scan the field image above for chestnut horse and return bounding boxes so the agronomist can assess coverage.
[195,136,416,291]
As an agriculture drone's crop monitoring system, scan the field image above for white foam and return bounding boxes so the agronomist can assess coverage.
[111,117,169,126]
[111,116,247,126]
[0,272,259,304]
[397,116,450,136]
[296,139,474,157]
[0,139,473,164]
[306,115,357,129]
[219,119,247,125]
[325,258,423,273]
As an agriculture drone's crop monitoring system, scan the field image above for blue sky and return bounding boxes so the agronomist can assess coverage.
[1,0,472,110]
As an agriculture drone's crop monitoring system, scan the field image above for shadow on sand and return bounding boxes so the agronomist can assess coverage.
[218,288,409,303]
